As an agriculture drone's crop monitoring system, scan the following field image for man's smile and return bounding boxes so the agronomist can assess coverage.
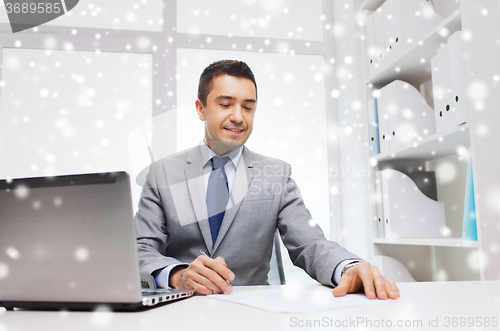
[224,128,244,133]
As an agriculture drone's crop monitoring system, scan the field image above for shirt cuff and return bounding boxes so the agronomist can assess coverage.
[331,259,363,287]
[152,263,189,289]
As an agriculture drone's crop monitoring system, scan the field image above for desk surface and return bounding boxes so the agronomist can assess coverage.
[1,281,499,331]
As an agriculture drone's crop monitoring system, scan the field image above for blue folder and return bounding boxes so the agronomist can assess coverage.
[462,146,477,241]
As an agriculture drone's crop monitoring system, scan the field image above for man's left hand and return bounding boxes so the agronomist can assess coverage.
[331,262,400,300]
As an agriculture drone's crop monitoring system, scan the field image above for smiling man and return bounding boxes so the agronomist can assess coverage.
[195,73,256,156]
[135,60,400,300]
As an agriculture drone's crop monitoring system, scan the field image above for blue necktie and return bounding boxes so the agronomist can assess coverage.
[206,156,230,246]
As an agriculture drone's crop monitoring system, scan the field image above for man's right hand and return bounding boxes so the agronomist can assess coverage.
[169,256,235,295]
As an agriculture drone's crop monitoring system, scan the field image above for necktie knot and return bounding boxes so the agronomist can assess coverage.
[211,156,230,170]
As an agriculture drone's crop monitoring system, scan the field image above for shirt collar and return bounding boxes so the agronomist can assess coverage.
[200,140,243,169]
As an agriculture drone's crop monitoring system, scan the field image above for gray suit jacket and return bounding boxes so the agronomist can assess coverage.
[135,145,360,286]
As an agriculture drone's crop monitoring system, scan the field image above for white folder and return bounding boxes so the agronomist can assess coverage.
[438,44,454,128]
[380,0,444,66]
[430,53,444,130]
[373,7,386,72]
[398,0,444,52]
[385,81,399,151]
[447,31,468,127]
[376,88,390,154]
[394,81,436,148]
[372,255,416,282]
[367,98,380,156]
[381,169,446,239]
[365,12,378,78]
[375,171,385,238]
[382,0,403,63]
[377,80,436,153]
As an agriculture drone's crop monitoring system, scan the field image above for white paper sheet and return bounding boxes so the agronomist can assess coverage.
[208,287,386,314]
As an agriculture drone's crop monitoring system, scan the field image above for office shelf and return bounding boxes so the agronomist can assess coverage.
[360,0,385,11]
[372,124,469,162]
[365,11,462,88]
[373,237,479,247]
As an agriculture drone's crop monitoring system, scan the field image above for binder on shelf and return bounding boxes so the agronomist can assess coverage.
[431,31,468,133]
[462,147,477,241]
[394,81,436,148]
[395,0,444,52]
[380,169,446,239]
[376,80,436,153]
[376,84,390,154]
[367,97,380,156]
[385,80,399,151]
[372,255,416,282]
[373,7,387,72]
[365,12,378,78]
[433,43,454,132]
[375,171,385,238]
[381,0,404,63]
[368,0,444,77]
[447,31,469,126]
[431,49,445,130]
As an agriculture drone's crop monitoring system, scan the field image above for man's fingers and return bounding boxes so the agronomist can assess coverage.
[214,256,226,265]
[353,263,376,299]
[194,264,233,294]
[185,255,234,294]
[173,255,236,295]
[388,280,400,299]
[332,271,360,297]
[331,279,350,297]
[185,269,225,294]
[367,266,400,300]
[185,278,213,295]
[204,256,235,282]
[371,267,388,300]
[331,263,400,300]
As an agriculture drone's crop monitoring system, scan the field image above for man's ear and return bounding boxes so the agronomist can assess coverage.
[195,99,205,121]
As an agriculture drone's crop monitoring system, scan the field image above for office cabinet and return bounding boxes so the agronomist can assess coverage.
[357,0,499,282]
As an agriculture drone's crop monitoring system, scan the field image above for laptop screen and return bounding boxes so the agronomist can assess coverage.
[0,172,143,304]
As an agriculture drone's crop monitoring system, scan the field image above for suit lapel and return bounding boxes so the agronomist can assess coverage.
[213,147,254,252]
[184,146,213,253]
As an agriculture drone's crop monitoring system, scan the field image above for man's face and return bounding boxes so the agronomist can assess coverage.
[196,74,257,154]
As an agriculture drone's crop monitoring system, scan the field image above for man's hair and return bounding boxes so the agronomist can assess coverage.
[197,60,257,106]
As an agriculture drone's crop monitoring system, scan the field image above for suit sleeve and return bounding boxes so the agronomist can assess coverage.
[276,163,363,287]
[135,162,188,280]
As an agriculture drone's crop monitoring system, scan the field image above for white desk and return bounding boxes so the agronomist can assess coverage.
[1,281,499,331]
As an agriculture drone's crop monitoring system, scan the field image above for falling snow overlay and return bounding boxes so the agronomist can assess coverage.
[0,0,498,303]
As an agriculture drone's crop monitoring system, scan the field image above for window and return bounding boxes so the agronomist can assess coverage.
[0,0,164,31]
[177,0,324,40]
[0,48,152,207]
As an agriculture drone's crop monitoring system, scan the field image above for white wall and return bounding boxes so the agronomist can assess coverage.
[461,0,500,281]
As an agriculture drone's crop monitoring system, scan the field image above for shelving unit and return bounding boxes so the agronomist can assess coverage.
[359,0,482,282]
[373,237,478,248]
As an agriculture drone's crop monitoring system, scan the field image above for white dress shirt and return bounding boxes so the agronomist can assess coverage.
[199,140,243,198]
